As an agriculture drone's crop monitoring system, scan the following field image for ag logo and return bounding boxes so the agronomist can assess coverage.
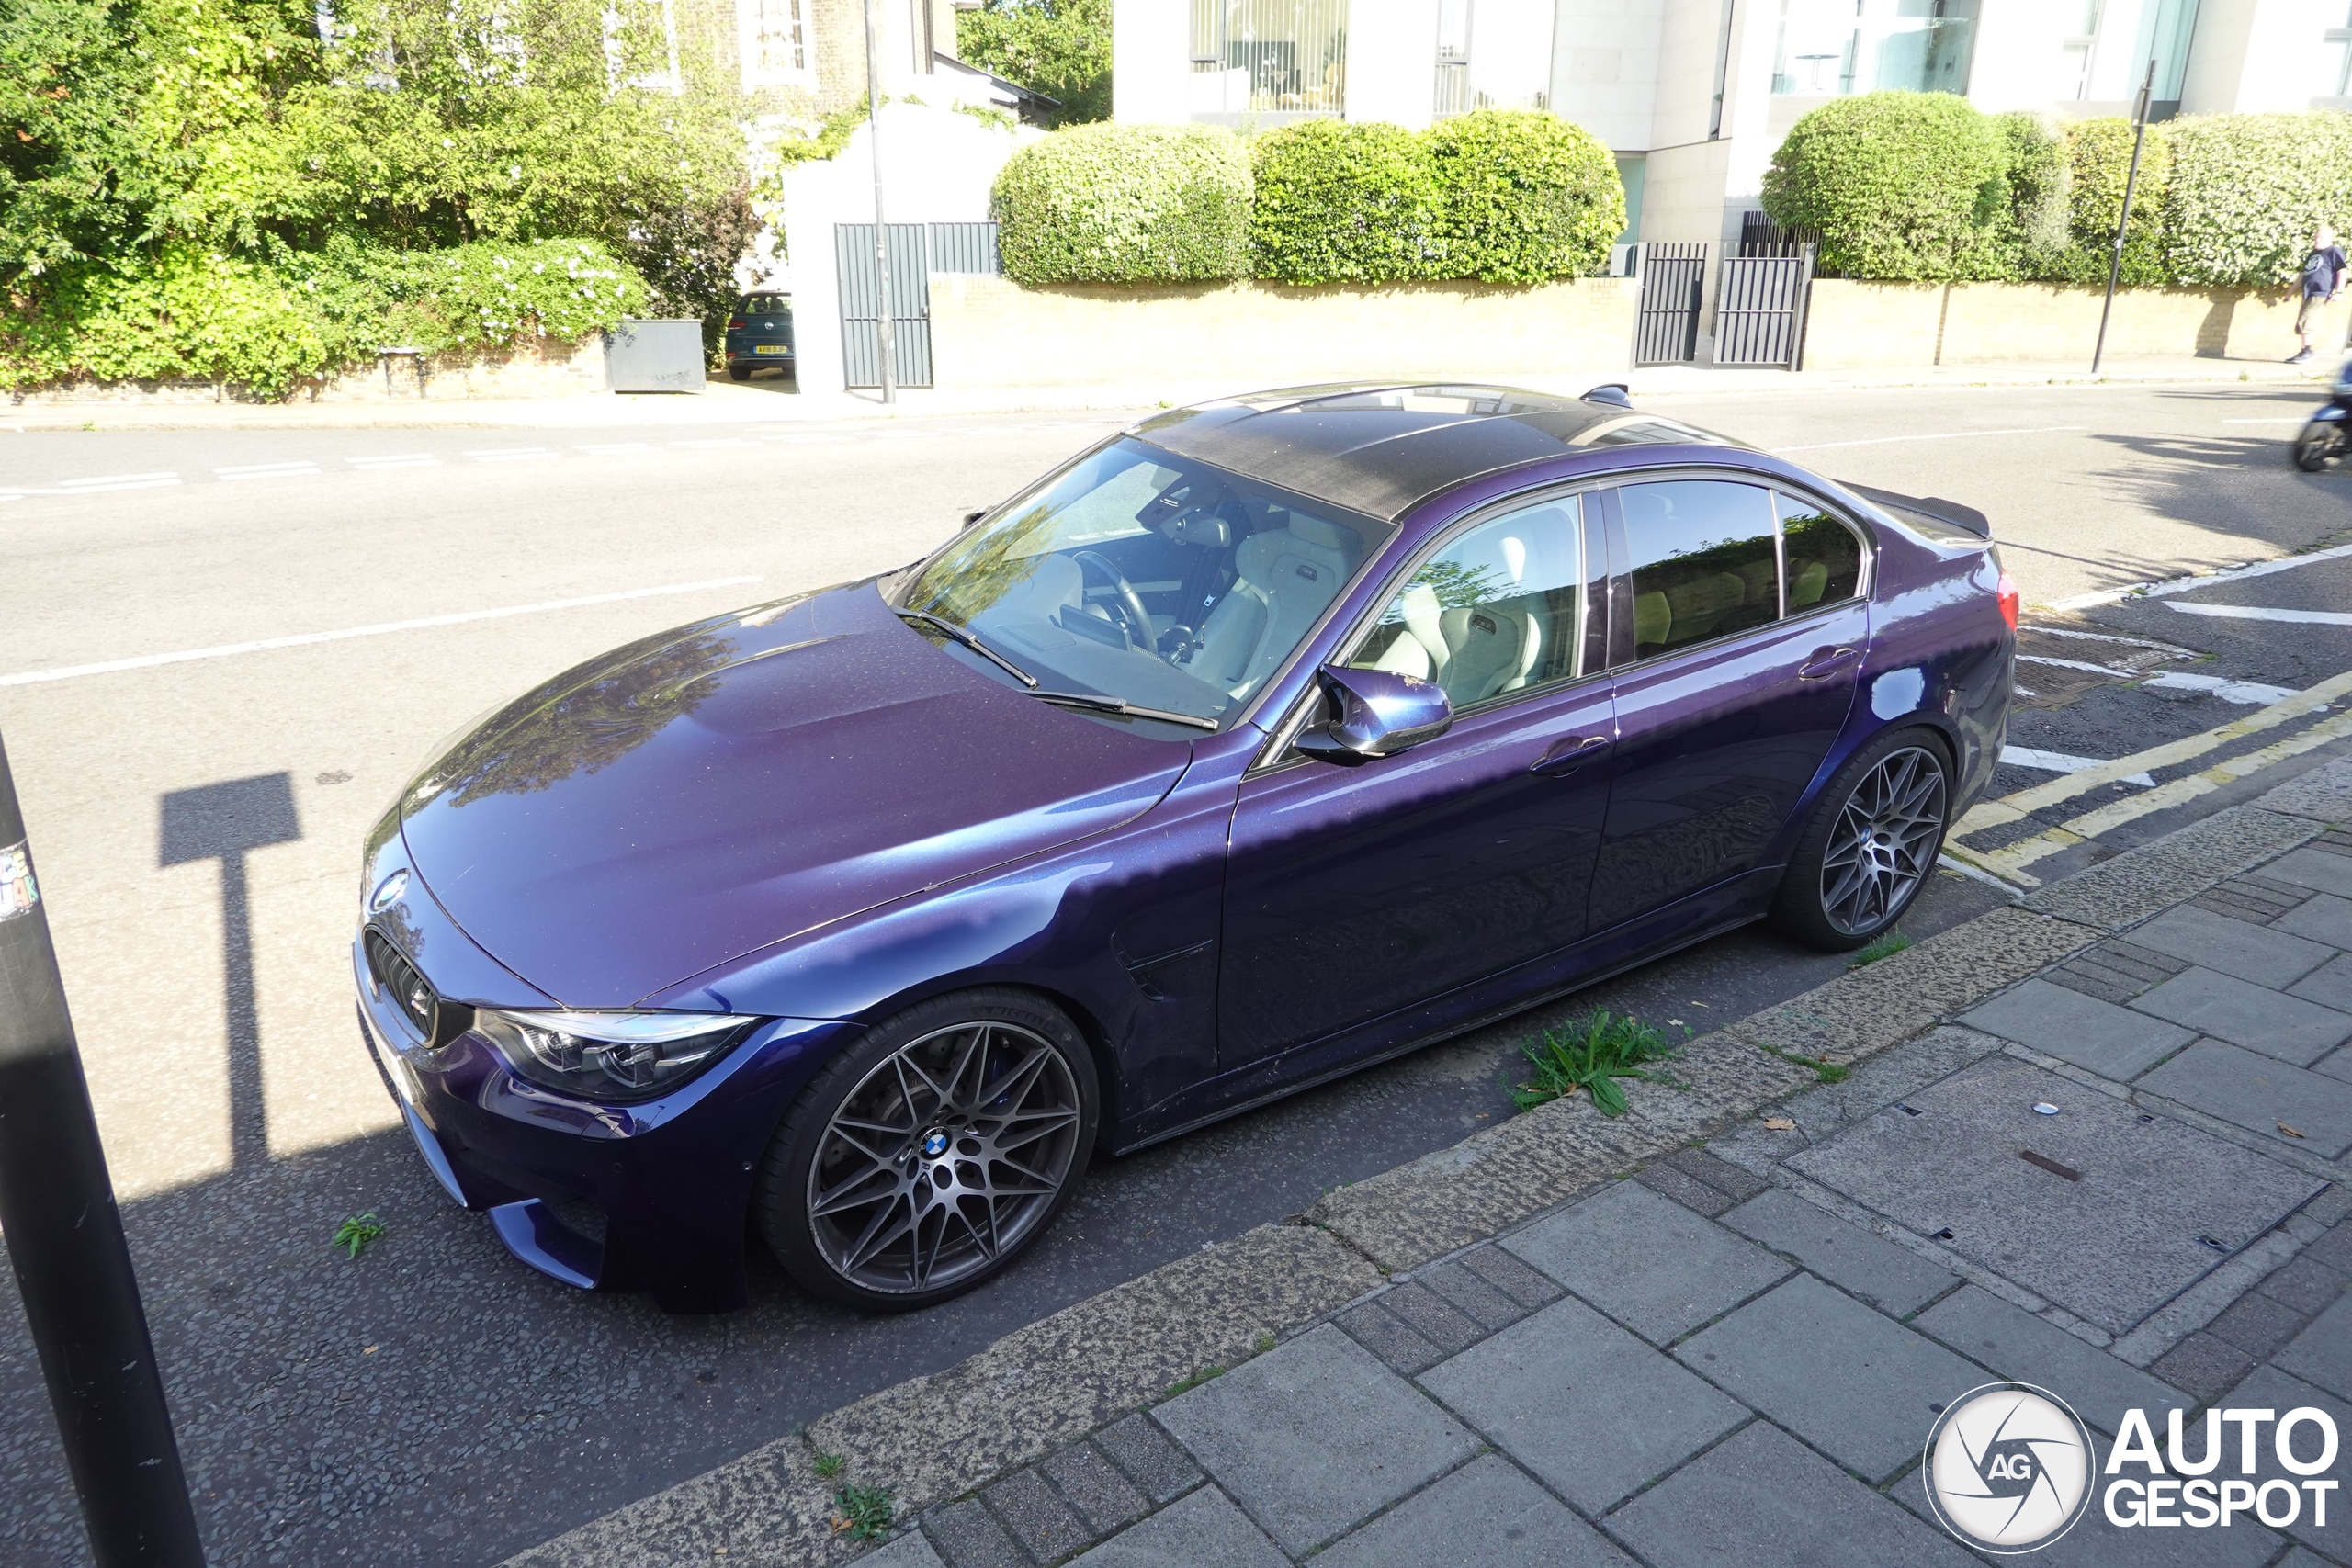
[1923,1382,2097,1553]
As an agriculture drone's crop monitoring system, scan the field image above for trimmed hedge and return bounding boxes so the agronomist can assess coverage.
[1428,110,1624,284]
[1250,120,1440,285]
[992,123,1252,285]
[2049,118,2173,286]
[1761,92,2004,281]
[2165,113,2352,287]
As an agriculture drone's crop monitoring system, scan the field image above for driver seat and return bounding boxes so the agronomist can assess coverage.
[1185,517,1355,697]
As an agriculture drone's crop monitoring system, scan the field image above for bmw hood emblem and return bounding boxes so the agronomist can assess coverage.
[368,869,409,914]
[922,1130,950,1158]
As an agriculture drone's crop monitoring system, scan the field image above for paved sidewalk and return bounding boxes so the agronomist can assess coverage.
[861,784,2352,1568]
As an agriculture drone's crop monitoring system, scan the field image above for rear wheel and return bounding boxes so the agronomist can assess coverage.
[1770,729,1952,952]
[2293,420,2344,472]
[728,364,752,382]
[755,988,1097,1311]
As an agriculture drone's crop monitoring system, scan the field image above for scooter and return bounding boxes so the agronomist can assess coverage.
[2292,357,2352,471]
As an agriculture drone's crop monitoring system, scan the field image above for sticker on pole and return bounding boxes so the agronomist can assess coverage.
[0,840,39,922]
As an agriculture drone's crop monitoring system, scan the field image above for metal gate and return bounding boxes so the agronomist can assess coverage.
[1713,248,1816,368]
[1634,243,1708,366]
[833,222,1004,390]
[835,223,933,389]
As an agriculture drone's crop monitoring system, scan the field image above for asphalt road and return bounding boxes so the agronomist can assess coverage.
[1,381,2348,1566]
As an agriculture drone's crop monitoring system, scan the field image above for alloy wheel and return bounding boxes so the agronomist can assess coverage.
[1819,746,1948,937]
[805,1021,1082,1295]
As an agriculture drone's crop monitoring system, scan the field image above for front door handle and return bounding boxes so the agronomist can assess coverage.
[1531,735,1611,777]
[1797,646,1858,680]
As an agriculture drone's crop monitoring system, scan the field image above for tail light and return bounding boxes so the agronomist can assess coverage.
[1996,571,2019,631]
[727,318,746,331]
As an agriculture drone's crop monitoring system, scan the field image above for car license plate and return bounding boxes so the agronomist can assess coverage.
[756,345,789,355]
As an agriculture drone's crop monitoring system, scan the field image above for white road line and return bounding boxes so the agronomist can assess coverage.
[1771,425,2085,454]
[2000,746,2155,787]
[1,471,186,497]
[2143,670,2305,705]
[350,453,440,469]
[671,438,752,449]
[2221,417,2310,424]
[464,447,559,462]
[216,463,320,481]
[2018,624,2195,657]
[0,576,763,689]
[575,443,659,455]
[2018,653,2134,676]
[2166,603,2352,626]
[2049,540,2352,611]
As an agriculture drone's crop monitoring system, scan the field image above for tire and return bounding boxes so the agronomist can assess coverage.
[754,987,1099,1312]
[1769,728,1954,953]
[2293,421,2343,472]
[728,365,752,382]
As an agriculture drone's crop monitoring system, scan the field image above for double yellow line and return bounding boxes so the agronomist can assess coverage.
[1947,666,2352,888]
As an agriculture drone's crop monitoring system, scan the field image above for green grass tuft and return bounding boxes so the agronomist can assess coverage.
[831,1483,893,1540]
[333,1214,386,1259]
[1759,1043,1850,1085]
[1847,930,1913,968]
[1509,1010,1684,1117]
[1163,1364,1227,1400]
[811,1450,846,1481]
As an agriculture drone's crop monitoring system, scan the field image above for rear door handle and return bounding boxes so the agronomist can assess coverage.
[1798,646,1858,680]
[1531,735,1611,776]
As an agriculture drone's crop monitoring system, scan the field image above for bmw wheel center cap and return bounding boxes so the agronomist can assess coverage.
[922,1130,950,1158]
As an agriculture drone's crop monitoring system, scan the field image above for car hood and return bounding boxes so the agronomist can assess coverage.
[399,581,1190,1008]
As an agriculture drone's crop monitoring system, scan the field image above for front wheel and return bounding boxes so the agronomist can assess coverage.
[754,988,1098,1311]
[1770,730,1952,952]
[2293,420,2344,472]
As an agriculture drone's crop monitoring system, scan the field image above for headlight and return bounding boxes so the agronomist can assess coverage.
[474,1009,759,1100]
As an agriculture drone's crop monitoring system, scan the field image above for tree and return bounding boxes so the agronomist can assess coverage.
[955,0,1110,125]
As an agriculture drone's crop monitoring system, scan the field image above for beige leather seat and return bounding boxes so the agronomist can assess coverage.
[1187,517,1358,697]
[1363,507,1566,705]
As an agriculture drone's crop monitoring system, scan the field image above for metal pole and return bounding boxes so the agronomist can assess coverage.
[860,0,897,405]
[2092,57,2157,376]
[0,731,204,1566]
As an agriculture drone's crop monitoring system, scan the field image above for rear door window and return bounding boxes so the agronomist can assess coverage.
[1617,479,1780,660]
[1775,491,1866,609]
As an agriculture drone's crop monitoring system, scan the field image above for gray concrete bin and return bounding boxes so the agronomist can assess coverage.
[605,320,707,393]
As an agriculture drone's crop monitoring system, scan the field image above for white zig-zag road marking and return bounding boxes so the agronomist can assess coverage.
[1999,746,2155,787]
[2048,540,2352,611]
[2166,603,2352,627]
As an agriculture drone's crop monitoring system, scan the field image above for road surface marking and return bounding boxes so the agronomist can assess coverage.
[2000,746,2154,786]
[2018,625,2194,657]
[1771,426,2085,454]
[574,443,660,455]
[2018,653,2135,676]
[216,462,320,481]
[463,446,560,462]
[2222,417,2310,424]
[0,471,185,498]
[2048,540,2352,611]
[0,576,763,689]
[350,453,440,469]
[2142,670,2303,705]
[2167,603,2352,627]
[671,438,753,449]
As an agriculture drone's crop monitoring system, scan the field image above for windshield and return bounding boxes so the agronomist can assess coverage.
[897,437,1392,733]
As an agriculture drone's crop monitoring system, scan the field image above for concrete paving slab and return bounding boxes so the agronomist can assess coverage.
[2275,1293,2352,1403]
[1720,1188,1960,1315]
[1789,1055,2323,1333]
[2210,1366,2352,1560]
[928,1498,1027,1568]
[2021,807,2320,933]
[1911,1285,2188,1434]
[1419,1295,1750,1516]
[2275,893,2352,951]
[2130,969,2352,1066]
[2321,1046,2352,1084]
[1151,1325,1476,1555]
[1672,1274,1986,1483]
[1094,1416,1202,1506]
[2128,906,2337,988]
[1500,1180,1792,1346]
[2138,1042,2352,1157]
[2267,847,2352,900]
[1887,1464,2283,1567]
[1041,1443,1151,1536]
[1606,1420,1978,1568]
[2290,953,2352,1014]
[2259,757,2352,824]
[1314,1454,1636,1568]
[1959,977,2195,1081]
[1068,1486,1287,1568]
[864,1531,949,1568]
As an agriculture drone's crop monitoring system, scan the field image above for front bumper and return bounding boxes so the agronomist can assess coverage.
[354,932,855,1312]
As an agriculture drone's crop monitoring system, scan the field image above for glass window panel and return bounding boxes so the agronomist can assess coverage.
[1620,480,1780,658]
[1775,491,1865,610]
[1352,497,1586,706]
[1772,0,1976,94]
[1196,0,1348,112]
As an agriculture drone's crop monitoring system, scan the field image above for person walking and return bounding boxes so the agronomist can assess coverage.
[2290,224,2346,366]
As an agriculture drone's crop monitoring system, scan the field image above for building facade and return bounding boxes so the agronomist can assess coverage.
[1115,0,2348,348]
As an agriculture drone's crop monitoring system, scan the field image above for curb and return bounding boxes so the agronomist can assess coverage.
[503,773,2352,1567]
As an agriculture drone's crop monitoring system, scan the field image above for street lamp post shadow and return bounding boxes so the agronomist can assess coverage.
[159,773,300,1171]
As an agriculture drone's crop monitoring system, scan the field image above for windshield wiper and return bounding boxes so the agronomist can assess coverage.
[895,609,1035,687]
[1030,691,1219,731]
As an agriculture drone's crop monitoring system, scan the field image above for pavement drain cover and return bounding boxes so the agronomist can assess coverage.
[1788,1055,2323,1333]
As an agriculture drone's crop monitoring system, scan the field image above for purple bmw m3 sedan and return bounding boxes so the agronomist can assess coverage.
[353,383,2016,1313]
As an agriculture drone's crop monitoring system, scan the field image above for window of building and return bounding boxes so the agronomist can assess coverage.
[2333,0,2352,94]
[2062,0,2199,102]
[1769,0,1977,96]
[739,0,810,86]
[1431,0,1554,118]
[1189,0,1348,116]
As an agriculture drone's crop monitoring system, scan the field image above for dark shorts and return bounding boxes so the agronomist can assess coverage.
[2300,291,2329,333]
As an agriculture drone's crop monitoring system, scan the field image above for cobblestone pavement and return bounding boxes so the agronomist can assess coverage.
[869,829,2352,1568]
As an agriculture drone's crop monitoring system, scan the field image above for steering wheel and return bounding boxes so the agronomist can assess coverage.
[1072,551,1155,650]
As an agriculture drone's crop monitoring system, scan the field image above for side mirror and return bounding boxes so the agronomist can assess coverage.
[1293,666,1453,764]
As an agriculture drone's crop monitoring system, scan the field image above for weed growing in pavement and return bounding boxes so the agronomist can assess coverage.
[1760,1043,1850,1085]
[333,1214,387,1259]
[831,1483,892,1540]
[811,1450,846,1481]
[1253,1332,1276,1354]
[1509,1010,1685,1116]
[1847,930,1913,968]
[1162,1364,1227,1400]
